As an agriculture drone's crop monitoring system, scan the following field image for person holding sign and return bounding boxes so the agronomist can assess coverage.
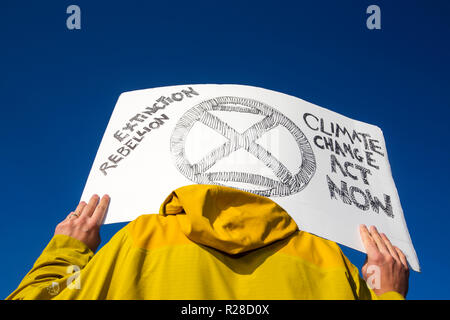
[7,185,409,300]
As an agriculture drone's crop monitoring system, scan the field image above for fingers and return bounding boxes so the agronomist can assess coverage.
[359,225,379,256]
[380,232,400,261]
[65,201,86,220]
[91,194,110,226]
[360,225,406,264]
[80,194,100,218]
[394,246,409,270]
[368,225,389,255]
[65,194,109,224]
[74,201,87,217]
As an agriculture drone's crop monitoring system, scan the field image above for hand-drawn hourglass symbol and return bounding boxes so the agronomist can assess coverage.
[170,96,316,197]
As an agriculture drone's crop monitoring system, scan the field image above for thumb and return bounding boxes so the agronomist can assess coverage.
[361,255,368,276]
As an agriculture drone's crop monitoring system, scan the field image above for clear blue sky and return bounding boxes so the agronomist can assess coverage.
[1,0,449,299]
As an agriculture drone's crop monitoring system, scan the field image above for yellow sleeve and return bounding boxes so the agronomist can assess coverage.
[376,291,405,300]
[6,234,94,300]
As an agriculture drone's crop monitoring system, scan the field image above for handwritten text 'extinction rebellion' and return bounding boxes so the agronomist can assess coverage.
[99,87,200,176]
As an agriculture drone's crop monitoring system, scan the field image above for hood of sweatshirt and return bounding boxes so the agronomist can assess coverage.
[159,184,298,255]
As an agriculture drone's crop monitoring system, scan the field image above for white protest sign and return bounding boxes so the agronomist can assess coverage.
[81,84,420,272]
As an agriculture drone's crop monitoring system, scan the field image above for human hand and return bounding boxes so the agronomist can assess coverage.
[55,194,110,253]
[359,224,409,298]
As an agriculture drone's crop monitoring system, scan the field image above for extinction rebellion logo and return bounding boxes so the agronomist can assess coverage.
[170,96,316,197]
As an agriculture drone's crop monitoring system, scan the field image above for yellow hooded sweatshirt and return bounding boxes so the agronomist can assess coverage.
[7,185,403,300]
